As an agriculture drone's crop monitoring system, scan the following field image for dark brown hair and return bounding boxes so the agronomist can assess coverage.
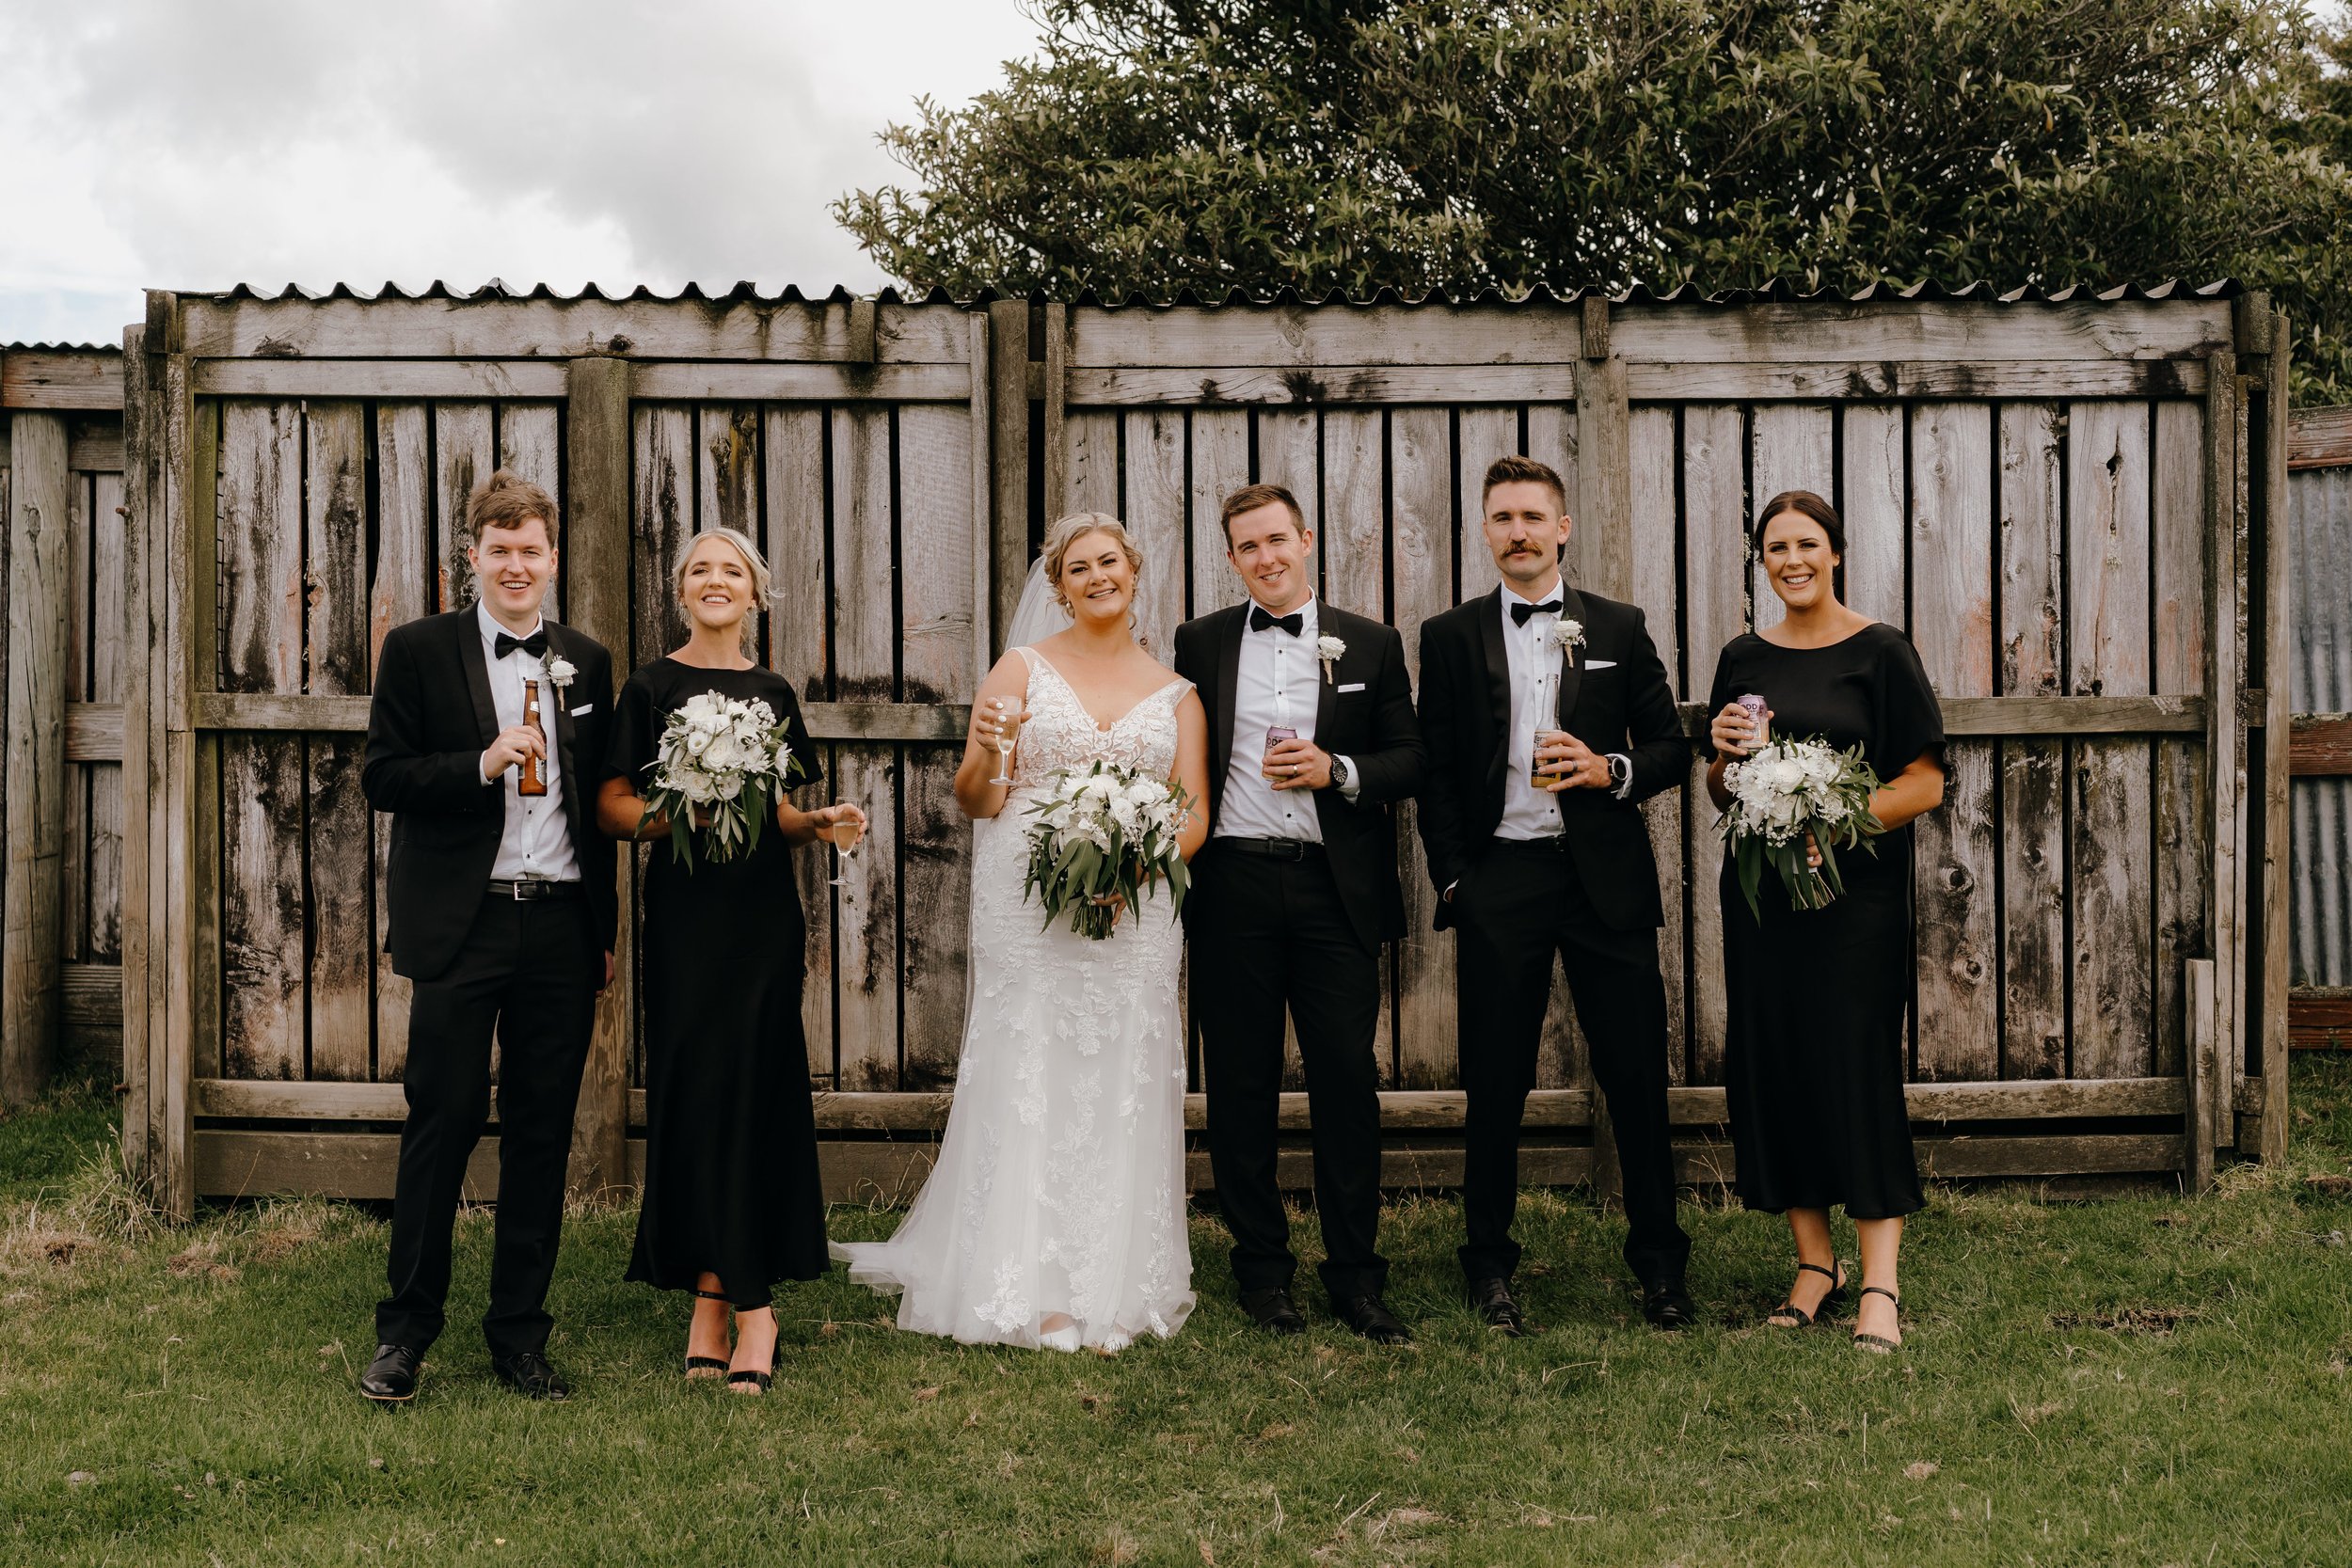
[1218,483,1307,544]
[467,469,559,548]
[1480,453,1568,511]
[1752,489,1846,598]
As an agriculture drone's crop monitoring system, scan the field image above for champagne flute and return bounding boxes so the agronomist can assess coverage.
[829,809,865,888]
[988,697,1017,786]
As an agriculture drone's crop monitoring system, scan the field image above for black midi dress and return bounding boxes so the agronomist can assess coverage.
[608,658,830,1307]
[1707,624,1945,1220]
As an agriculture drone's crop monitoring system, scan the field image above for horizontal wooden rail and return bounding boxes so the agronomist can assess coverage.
[195,1075,2187,1130]
[1,350,123,411]
[188,693,970,743]
[2290,989,2352,1050]
[187,359,973,404]
[2288,404,2352,469]
[2290,712,2352,776]
[1674,695,2204,737]
[631,363,969,402]
[68,429,122,472]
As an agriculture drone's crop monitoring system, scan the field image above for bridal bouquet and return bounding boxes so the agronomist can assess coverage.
[1023,760,1194,941]
[1719,736,1883,921]
[642,692,799,868]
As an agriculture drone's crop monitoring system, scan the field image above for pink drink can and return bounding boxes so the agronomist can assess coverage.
[1737,693,1768,747]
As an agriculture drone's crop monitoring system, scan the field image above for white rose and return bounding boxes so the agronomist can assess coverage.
[705,736,739,772]
[714,771,744,800]
[1770,759,1805,792]
[685,730,710,756]
[679,770,715,804]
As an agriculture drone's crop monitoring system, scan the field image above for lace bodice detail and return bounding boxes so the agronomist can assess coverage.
[1010,648,1189,784]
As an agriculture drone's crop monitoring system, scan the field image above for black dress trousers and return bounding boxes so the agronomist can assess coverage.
[376,892,597,1359]
[1189,841,1389,1301]
[1453,838,1690,1290]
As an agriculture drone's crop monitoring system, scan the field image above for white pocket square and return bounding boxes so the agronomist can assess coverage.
[1583,659,1617,671]
[1337,681,1367,693]
[569,704,595,717]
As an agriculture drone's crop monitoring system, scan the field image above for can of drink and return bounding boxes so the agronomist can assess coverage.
[1262,726,1298,783]
[1736,693,1768,750]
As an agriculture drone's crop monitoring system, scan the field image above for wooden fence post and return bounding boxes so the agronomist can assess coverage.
[119,325,153,1182]
[2201,349,2241,1162]
[2260,309,2292,1161]
[4,408,70,1104]
[564,354,634,1199]
[987,302,1032,648]
[154,290,201,1219]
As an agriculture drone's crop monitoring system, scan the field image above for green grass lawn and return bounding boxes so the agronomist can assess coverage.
[5,1060,2351,1567]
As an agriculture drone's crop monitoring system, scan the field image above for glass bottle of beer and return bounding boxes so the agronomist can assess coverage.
[518,677,548,797]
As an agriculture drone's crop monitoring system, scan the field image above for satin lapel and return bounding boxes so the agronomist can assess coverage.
[543,622,585,846]
[1311,608,1340,741]
[457,611,500,752]
[1213,607,1246,813]
[1477,589,1511,786]
[1553,582,1588,730]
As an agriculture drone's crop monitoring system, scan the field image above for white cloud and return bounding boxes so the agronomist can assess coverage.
[0,0,1040,344]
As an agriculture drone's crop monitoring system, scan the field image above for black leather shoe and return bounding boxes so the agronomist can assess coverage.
[1333,1293,1414,1345]
[1468,1276,1528,1338]
[490,1350,570,1401]
[1239,1287,1307,1336]
[1642,1282,1699,1331]
[358,1343,422,1404]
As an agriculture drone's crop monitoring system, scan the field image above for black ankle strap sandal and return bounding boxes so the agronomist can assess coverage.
[1765,1260,1846,1327]
[1853,1286,1902,1353]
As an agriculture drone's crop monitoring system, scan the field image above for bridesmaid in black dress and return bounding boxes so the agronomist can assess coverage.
[596,529,867,1394]
[1704,490,1946,1353]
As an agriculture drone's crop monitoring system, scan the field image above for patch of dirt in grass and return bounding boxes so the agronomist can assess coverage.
[167,1242,239,1282]
[2302,1174,2352,1200]
[2048,1306,2201,1335]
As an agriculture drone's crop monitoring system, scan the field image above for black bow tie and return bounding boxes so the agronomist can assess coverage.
[1249,606,1305,637]
[1509,597,1563,626]
[494,629,548,661]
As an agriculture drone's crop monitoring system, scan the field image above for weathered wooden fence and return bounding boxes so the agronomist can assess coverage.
[2287,405,2352,1047]
[53,284,2296,1217]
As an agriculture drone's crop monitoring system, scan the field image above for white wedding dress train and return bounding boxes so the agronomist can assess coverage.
[832,648,1197,1352]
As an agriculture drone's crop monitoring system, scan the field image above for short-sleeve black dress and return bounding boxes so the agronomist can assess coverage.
[1707,624,1945,1220]
[608,658,830,1307]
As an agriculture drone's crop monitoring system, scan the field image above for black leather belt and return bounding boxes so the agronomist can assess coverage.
[486,878,581,901]
[1491,834,1570,852]
[1219,836,1326,861]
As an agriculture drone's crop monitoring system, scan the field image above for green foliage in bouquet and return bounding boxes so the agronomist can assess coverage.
[1721,736,1885,923]
[1023,759,1196,941]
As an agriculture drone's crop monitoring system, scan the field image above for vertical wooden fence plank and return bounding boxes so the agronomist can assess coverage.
[764,404,835,1085]
[695,403,759,539]
[87,471,124,961]
[64,470,88,965]
[1122,409,1187,657]
[1455,406,1518,604]
[562,356,631,1196]
[499,402,564,619]
[215,401,305,1082]
[433,404,495,613]
[119,327,153,1174]
[2152,400,2210,1082]
[1909,403,1999,1081]
[1628,405,1686,1081]
[1390,405,1454,1091]
[3,412,69,1101]
[1681,404,1748,1085]
[370,403,430,1079]
[2067,400,2154,1079]
[631,404,693,664]
[1527,402,1585,591]
[986,302,1032,648]
[303,401,373,1083]
[1841,404,1907,627]
[1748,404,1835,634]
[898,404,977,1092]
[1187,410,1251,619]
[1062,409,1119,518]
[2259,311,2290,1161]
[1257,409,1323,594]
[831,406,901,1091]
[2201,352,2242,1154]
[1999,404,2068,1078]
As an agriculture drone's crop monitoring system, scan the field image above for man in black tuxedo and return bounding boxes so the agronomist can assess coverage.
[1172,483,1425,1343]
[357,470,617,1403]
[1416,454,1693,1335]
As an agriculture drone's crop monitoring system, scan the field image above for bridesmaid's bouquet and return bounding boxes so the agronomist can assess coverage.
[1719,736,1884,921]
[1023,760,1194,941]
[643,692,799,868]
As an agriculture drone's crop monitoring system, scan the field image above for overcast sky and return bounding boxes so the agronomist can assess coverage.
[0,0,1042,346]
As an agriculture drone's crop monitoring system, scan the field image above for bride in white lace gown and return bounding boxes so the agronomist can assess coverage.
[833,514,1212,1352]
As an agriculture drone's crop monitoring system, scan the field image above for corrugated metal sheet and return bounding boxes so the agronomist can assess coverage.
[2291,461,2352,987]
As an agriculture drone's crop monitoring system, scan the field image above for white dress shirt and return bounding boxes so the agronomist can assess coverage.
[1493,583,1636,844]
[476,600,580,882]
[1214,594,1360,841]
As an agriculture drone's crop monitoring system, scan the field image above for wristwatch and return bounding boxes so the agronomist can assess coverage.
[1606,753,1632,793]
[1327,756,1351,791]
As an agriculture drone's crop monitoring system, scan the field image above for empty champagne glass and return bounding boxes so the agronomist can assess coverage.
[830,812,865,888]
[989,697,1017,785]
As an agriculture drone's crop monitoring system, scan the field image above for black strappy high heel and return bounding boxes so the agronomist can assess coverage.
[726,1349,779,1396]
[1765,1260,1847,1327]
[685,1290,731,1380]
[1853,1286,1902,1353]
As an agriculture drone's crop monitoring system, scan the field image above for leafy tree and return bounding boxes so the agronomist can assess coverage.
[835,0,2352,401]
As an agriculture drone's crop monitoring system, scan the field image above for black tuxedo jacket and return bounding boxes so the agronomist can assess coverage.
[361,610,618,982]
[1415,584,1687,934]
[1171,601,1425,953]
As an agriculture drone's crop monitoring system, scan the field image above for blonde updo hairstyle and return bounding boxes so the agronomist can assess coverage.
[673,527,776,652]
[1041,511,1145,615]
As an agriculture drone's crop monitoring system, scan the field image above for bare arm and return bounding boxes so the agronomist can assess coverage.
[775,796,867,848]
[1172,690,1212,862]
[1868,752,1946,833]
[954,651,1035,819]
[596,773,662,840]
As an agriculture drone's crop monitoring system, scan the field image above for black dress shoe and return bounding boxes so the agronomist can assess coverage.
[1468,1276,1528,1338]
[358,1343,422,1404]
[490,1350,570,1401]
[1642,1282,1699,1331]
[1333,1293,1414,1345]
[1239,1287,1307,1336]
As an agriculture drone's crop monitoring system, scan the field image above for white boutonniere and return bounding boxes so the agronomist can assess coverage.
[540,655,578,692]
[1316,634,1346,685]
[1552,618,1586,669]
